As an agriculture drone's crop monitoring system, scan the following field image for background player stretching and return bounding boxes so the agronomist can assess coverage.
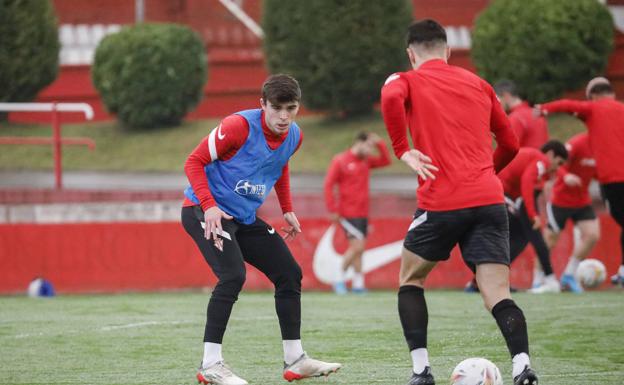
[324,131,391,294]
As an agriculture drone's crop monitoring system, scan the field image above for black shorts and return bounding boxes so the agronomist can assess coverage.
[339,217,368,240]
[403,204,510,270]
[602,182,624,227]
[546,203,596,233]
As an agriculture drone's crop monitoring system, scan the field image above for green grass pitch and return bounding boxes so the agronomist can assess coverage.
[1,290,622,384]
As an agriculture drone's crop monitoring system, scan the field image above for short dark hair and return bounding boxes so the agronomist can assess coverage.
[262,74,301,104]
[588,82,614,96]
[541,140,568,160]
[406,19,447,49]
[493,79,520,98]
[354,131,369,143]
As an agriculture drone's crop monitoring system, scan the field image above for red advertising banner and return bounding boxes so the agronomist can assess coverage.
[0,214,620,293]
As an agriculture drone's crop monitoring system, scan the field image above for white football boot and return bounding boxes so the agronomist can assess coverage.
[283,352,341,382]
[528,274,561,294]
[196,361,248,385]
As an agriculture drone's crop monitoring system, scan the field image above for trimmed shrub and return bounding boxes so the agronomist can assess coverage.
[92,23,207,129]
[263,0,412,117]
[0,0,59,114]
[472,0,614,103]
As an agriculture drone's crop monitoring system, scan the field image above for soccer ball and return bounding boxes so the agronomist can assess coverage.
[450,358,503,385]
[575,258,606,288]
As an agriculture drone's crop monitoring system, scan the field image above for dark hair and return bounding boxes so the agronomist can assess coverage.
[406,19,447,49]
[541,140,568,160]
[493,79,520,98]
[262,74,301,104]
[588,82,614,96]
[354,131,369,143]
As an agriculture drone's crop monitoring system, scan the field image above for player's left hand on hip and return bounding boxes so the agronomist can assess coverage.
[400,149,439,180]
[282,212,302,240]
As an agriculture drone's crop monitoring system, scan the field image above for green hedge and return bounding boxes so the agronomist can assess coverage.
[263,0,412,117]
[0,0,59,112]
[92,23,207,129]
[472,0,614,103]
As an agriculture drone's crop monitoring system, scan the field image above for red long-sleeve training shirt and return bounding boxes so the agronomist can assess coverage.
[541,98,624,184]
[551,133,596,208]
[183,112,303,213]
[324,141,391,217]
[498,148,551,219]
[381,59,519,211]
[509,101,549,149]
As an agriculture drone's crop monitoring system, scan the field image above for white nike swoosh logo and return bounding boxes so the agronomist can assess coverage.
[312,224,403,284]
[268,227,275,234]
[199,222,232,240]
[217,124,225,140]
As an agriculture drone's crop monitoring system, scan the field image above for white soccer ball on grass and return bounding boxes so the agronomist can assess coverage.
[450,357,503,385]
[575,258,606,288]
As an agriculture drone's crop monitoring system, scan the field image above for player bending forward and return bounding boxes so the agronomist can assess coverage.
[182,74,341,385]
[381,19,538,385]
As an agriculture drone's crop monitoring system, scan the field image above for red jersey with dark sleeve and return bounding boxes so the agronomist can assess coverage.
[324,141,391,217]
[551,133,595,208]
[509,102,549,149]
[380,59,519,211]
[183,112,303,213]
[498,148,551,219]
[541,98,624,184]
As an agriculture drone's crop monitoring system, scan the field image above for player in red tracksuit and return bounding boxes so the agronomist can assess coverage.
[381,19,537,385]
[538,77,624,286]
[324,132,391,294]
[494,80,549,149]
[496,144,567,294]
[542,133,599,293]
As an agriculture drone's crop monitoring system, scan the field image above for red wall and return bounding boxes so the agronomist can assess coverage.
[1,213,620,294]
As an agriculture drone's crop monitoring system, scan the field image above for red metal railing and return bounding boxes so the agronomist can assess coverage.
[0,102,95,189]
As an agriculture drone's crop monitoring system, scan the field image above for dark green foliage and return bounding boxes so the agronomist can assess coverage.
[472,0,614,103]
[92,23,207,129]
[0,0,60,112]
[263,0,412,117]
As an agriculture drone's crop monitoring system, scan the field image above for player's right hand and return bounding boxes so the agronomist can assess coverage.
[330,213,340,223]
[400,149,439,180]
[532,216,542,230]
[204,206,233,251]
[563,173,582,187]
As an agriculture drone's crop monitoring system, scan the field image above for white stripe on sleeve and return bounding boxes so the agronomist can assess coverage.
[208,125,219,161]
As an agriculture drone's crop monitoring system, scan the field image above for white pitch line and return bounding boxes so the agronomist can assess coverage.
[540,370,624,378]
[7,317,278,339]
[99,320,189,331]
[526,302,624,311]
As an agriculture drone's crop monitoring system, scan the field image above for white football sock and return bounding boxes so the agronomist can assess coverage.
[410,348,430,374]
[283,339,304,365]
[352,272,365,289]
[619,265,624,277]
[202,342,223,368]
[512,352,530,378]
[564,256,581,276]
